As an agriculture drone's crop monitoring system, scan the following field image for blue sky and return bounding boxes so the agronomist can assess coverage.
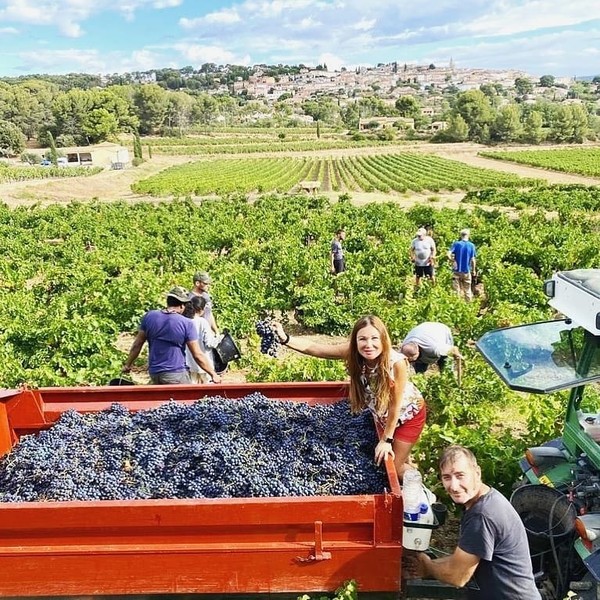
[0,0,598,78]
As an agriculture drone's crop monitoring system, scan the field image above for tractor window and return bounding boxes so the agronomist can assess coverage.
[476,319,600,393]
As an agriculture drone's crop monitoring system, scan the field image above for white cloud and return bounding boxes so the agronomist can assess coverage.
[423,26,600,76]
[16,48,107,73]
[0,0,181,35]
[59,20,84,38]
[464,1,600,37]
[353,19,376,32]
[2,0,599,76]
[319,52,345,71]
[172,42,251,66]
[153,0,182,7]
[180,7,241,29]
[0,26,18,34]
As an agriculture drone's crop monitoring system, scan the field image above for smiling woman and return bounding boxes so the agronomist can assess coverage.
[272,315,426,479]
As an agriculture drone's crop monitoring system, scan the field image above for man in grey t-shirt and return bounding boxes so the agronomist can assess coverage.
[404,445,541,600]
[400,321,463,378]
[410,228,436,288]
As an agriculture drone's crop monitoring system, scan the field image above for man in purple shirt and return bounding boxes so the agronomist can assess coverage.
[122,286,221,385]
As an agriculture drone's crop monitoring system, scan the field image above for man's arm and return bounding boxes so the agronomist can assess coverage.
[208,312,219,336]
[186,340,221,383]
[407,547,480,588]
[122,330,147,372]
[448,346,464,360]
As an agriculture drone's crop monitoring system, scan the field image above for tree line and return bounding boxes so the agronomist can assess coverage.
[0,67,599,158]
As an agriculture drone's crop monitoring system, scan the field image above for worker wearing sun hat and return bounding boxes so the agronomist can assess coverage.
[409,226,437,288]
[122,286,221,385]
[191,271,218,335]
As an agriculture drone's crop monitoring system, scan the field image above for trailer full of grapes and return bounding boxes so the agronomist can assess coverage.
[0,382,406,598]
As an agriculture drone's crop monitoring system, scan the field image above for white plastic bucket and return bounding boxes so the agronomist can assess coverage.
[403,486,436,551]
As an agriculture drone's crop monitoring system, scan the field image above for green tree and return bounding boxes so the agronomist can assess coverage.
[301,97,340,124]
[340,102,360,129]
[454,89,494,142]
[0,119,26,156]
[432,114,468,142]
[514,77,534,96]
[47,130,58,164]
[165,91,195,135]
[522,110,544,143]
[395,95,421,119]
[490,104,522,142]
[192,94,218,130]
[547,103,588,143]
[133,84,170,135]
[17,79,58,141]
[133,132,143,160]
[51,88,94,144]
[94,87,139,133]
[539,75,556,88]
[81,108,119,143]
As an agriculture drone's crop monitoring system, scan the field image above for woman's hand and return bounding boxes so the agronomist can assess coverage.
[374,439,395,465]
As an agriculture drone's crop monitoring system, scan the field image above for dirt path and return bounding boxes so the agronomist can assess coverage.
[0,142,598,208]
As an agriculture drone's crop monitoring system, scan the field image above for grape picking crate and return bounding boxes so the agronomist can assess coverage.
[0,382,404,598]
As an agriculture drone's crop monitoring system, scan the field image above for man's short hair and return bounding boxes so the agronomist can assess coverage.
[460,228,470,237]
[400,341,420,362]
[439,445,478,471]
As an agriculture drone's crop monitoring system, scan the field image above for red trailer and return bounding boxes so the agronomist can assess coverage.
[0,382,406,598]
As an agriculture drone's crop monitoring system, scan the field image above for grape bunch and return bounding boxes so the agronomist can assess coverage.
[255,319,280,356]
[0,394,387,502]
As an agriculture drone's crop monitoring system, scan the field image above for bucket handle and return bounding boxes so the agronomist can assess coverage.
[404,503,447,530]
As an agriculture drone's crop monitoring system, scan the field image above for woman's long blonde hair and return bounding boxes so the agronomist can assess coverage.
[347,315,393,415]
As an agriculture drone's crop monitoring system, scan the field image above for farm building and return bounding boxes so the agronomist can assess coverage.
[358,117,414,131]
[34,142,130,170]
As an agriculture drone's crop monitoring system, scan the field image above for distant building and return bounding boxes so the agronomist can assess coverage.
[358,117,414,131]
[33,142,130,170]
[431,121,448,131]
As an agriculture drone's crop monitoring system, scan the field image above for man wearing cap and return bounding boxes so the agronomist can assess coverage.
[400,322,463,380]
[409,227,436,288]
[122,286,222,385]
[191,271,218,335]
[448,228,477,302]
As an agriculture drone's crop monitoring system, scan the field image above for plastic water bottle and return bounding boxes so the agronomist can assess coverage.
[402,468,423,522]
[402,467,437,550]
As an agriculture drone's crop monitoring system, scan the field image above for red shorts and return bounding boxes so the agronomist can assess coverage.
[393,403,426,444]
